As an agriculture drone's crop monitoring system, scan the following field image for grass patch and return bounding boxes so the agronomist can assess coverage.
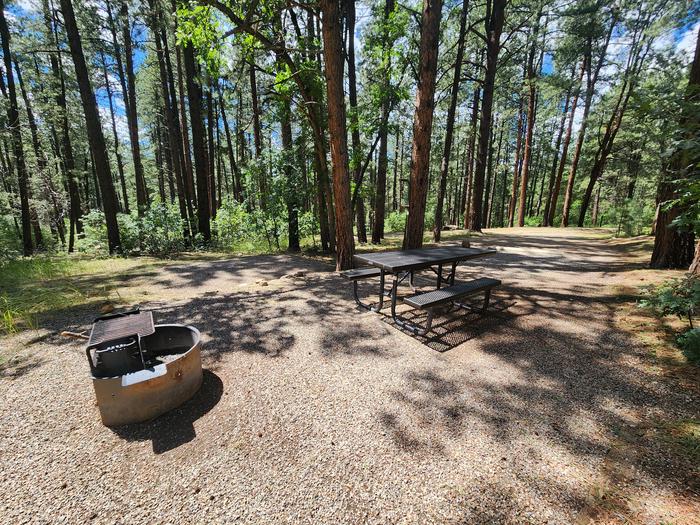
[662,419,700,463]
[0,255,166,334]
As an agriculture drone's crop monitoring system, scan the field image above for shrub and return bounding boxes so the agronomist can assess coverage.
[214,198,253,249]
[140,203,185,257]
[639,274,700,365]
[678,328,700,363]
[386,211,407,232]
[639,274,700,328]
[0,215,21,261]
[77,204,185,257]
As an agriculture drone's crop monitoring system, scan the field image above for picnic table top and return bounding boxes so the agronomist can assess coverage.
[353,246,497,273]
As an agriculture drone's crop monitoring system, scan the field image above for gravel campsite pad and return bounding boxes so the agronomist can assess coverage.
[1,228,698,524]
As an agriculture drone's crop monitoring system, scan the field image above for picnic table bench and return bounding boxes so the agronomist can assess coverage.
[343,246,498,335]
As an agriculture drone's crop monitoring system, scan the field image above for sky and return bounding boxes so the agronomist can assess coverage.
[6,0,700,148]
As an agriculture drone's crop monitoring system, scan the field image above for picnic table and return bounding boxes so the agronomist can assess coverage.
[346,246,498,335]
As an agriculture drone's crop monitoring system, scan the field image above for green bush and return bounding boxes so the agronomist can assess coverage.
[0,215,22,261]
[140,202,186,256]
[678,328,700,364]
[214,198,249,249]
[639,274,700,328]
[77,204,185,257]
[386,211,407,232]
[639,274,700,365]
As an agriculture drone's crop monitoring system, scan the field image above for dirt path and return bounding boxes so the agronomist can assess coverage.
[1,228,697,524]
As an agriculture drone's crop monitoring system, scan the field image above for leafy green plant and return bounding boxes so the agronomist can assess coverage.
[639,274,700,329]
[639,274,700,364]
[677,328,700,363]
[386,211,407,232]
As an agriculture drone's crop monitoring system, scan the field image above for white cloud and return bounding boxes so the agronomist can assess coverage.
[676,22,699,63]
[99,106,130,143]
[12,0,39,13]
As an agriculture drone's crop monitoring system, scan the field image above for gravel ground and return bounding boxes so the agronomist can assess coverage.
[1,228,697,524]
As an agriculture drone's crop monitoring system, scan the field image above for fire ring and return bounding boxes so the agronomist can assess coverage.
[85,309,203,427]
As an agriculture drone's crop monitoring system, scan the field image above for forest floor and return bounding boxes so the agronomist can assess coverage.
[0,227,698,524]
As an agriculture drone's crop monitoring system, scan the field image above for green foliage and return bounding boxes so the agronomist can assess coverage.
[0,215,22,261]
[639,274,700,328]
[639,274,700,364]
[677,328,700,364]
[77,204,185,257]
[175,3,222,74]
[214,198,249,248]
[386,211,407,232]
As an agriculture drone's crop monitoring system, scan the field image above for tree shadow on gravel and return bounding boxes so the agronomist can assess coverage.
[0,353,45,379]
[377,283,698,520]
[111,369,223,454]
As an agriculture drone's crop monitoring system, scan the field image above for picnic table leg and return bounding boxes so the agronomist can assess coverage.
[437,264,443,289]
[371,270,386,312]
[391,272,433,336]
[351,269,386,311]
[449,262,457,285]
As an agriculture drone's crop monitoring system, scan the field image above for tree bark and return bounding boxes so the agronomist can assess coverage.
[320,0,354,269]
[372,0,397,244]
[650,26,699,269]
[99,51,129,214]
[507,94,524,227]
[561,16,615,227]
[206,86,216,216]
[0,7,32,255]
[546,60,583,227]
[14,57,47,248]
[468,0,505,232]
[120,0,148,215]
[404,0,443,249]
[577,26,651,226]
[462,83,480,227]
[345,0,367,243]
[182,43,211,242]
[516,16,541,227]
[434,0,469,241]
[59,0,120,252]
[43,0,82,251]
[148,7,191,237]
[218,88,242,202]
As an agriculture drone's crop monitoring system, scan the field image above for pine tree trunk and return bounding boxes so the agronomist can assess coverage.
[149,9,191,238]
[0,4,32,255]
[651,26,699,269]
[689,242,700,275]
[542,83,572,226]
[547,59,584,226]
[100,51,129,214]
[279,90,300,252]
[561,18,615,227]
[517,17,541,227]
[60,0,120,252]
[434,0,469,242]
[206,87,217,217]
[183,43,211,242]
[15,57,51,247]
[462,84,480,227]
[345,0,367,243]
[468,0,505,232]
[218,89,243,202]
[320,0,354,269]
[120,0,148,215]
[43,0,82,251]
[404,0,443,249]
[371,0,397,244]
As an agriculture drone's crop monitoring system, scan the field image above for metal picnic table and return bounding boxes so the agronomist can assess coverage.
[352,246,497,333]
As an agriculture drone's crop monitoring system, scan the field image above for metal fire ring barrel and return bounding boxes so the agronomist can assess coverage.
[91,324,202,427]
